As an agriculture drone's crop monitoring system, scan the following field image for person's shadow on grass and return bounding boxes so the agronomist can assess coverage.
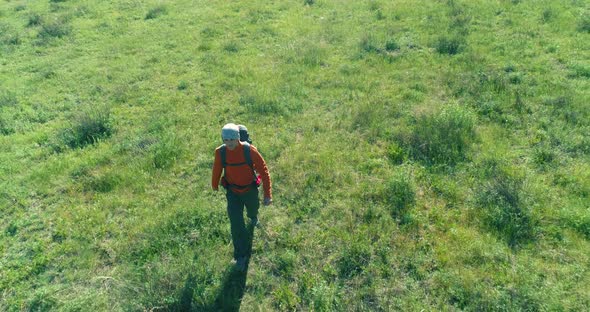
[175,223,256,312]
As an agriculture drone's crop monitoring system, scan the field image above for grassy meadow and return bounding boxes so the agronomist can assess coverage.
[1,0,589,310]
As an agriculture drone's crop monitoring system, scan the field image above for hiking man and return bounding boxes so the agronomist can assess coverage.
[212,123,272,271]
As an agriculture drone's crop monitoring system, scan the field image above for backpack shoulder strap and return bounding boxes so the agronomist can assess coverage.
[219,144,227,168]
[242,142,252,169]
[220,143,253,171]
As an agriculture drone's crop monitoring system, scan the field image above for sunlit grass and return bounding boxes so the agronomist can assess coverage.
[0,0,588,310]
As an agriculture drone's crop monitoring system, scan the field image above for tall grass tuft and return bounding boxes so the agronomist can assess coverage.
[0,115,15,135]
[383,172,415,223]
[338,241,371,278]
[145,5,167,20]
[223,41,240,53]
[385,39,400,52]
[300,44,325,67]
[301,279,339,311]
[446,68,511,101]
[150,133,181,170]
[61,106,112,149]
[567,211,590,240]
[360,34,381,54]
[0,27,20,46]
[435,35,465,55]
[475,162,538,248]
[273,284,300,310]
[568,63,590,79]
[386,142,405,165]
[37,18,71,40]
[0,90,17,108]
[532,145,558,169]
[541,8,554,23]
[239,93,283,115]
[238,88,302,117]
[273,250,297,279]
[83,172,122,193]
[409,105,476,166]
[578,14,590,33]
[177,80,188,91]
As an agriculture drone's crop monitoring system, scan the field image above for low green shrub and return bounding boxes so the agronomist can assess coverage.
[409,105,476,166]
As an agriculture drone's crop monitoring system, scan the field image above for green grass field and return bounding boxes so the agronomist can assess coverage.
[1,0,589,310]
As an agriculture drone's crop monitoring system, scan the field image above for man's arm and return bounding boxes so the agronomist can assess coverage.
[251,146,272,201]
[211,148,223,191]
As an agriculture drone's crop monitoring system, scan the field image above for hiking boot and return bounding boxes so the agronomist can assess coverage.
[235,256,247,271]
[250,218,260,228]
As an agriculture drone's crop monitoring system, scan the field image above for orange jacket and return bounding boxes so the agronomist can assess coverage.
[212,143,272,198]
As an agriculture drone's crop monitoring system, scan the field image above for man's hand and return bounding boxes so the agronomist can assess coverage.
[263,197,273,206]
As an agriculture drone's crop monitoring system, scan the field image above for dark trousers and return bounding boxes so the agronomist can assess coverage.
[226,187,259,260]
